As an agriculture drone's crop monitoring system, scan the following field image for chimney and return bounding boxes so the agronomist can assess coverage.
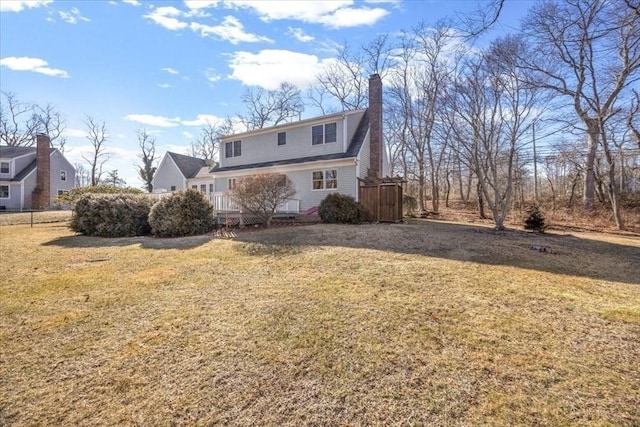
[32,134,51,210]
[368,73,383,179]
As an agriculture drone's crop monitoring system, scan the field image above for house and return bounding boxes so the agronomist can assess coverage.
[0,134,76,211]
[153,74,389,214]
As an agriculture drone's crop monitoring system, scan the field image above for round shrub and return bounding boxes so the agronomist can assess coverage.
[318,193,365,224]
[70,193,154,237]
[148,189,215,237]
[57,185,143,206]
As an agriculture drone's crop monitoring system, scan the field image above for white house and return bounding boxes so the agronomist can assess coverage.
[153,74,389,214]
[0,134,76,211]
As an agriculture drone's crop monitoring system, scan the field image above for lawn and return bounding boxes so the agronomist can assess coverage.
[1,220,639,426]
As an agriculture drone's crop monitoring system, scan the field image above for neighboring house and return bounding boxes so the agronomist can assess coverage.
[0,134,76,211]
[152,151,211,193]
[152,74,389,213]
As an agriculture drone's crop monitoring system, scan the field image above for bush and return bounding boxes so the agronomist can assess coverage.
[70,193,154,237]
[524,205,547,232]
[149,189,215,237]
[58,185,144,205]
[318,193,364,224]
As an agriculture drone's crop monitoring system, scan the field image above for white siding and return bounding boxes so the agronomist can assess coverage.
[358,130,371,179]
[50,151,75,201]
[152,156,185,191]
[286,165,357,211]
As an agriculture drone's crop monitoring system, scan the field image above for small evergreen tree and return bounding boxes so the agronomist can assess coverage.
[524,205,547,233]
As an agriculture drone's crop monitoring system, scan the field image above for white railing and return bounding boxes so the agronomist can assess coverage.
[210,192,300,213]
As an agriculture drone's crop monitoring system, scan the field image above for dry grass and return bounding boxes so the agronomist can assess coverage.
[0,210,72,226]
[1,221,639,426]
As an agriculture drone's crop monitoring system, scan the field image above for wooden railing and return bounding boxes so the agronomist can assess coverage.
[210,193,300,213]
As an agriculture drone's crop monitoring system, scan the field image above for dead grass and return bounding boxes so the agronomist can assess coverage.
[1,221,639,426]
[0,210,72,226]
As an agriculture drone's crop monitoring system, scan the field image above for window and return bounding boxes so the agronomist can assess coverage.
[228,178,236,190]
[277,132,286,146]
[0,185,8,199]
[57,190,68,196]
[209,183,214,194]
[312,123,337,145]
[325,123,337,143]
[60,170,67,181]
[192,185,197,190]
[170,185,176,191]
[200,184,206,193]
[312,170,338,190]
[0,162,9,174]
[312,125,323,145]
[225,140,242,158]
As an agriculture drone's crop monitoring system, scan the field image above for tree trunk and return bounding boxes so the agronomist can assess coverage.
[418,160,427,213]
[477,181,486,219]
[583,120,599,209]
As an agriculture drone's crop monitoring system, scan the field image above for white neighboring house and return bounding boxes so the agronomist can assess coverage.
[0,134,76,211]
[152,74,389,213]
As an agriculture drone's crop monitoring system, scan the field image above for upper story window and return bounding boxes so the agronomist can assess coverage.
[225,140,242,158]
[60,170,67,181]
[311,123,337,145]
[0,161,9,174]
[277,132,286,146]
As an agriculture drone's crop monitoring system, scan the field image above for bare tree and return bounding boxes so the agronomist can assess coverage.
[446,36,541,230]
[82,115,109,186]
[0,91,66,150]
[239,83,304,131]
[229,173,296,227]
[387,24,453,213]
[136,128,158,192]
[316,43,368,111]
[520,0,640,229]
[628,89,640,150]
[74,162,91,187]
[457,0,506,39]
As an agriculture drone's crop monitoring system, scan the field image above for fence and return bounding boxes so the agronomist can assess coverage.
[358,178,404,222]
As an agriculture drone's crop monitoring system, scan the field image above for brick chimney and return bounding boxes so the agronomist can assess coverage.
[368,73,383,179]
[32,134,51,210]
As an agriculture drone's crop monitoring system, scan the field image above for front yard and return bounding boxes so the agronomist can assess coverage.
[1,221,639,425]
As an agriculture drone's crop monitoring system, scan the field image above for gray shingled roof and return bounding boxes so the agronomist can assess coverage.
[0,146,56,182]
[167,151,207,179]
[0,145,36,159]
[211,110,369,173]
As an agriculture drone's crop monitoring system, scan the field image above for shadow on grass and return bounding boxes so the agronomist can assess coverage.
[42,233,215,250]
[232,220,640,285]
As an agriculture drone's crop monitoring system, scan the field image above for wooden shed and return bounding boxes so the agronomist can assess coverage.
[358,177,404,222]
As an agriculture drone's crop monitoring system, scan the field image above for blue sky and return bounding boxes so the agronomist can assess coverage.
[0,0,532,188]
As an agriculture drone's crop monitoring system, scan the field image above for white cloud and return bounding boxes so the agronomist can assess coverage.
[143,6,188,30]
[189,15,272,44]
[124,114,181,127]
[0,0,52,12]
[318,6,388,28]
[122,0,141,6]
[228,49,332,90]
[216,1,389,28]
[157,83,171,88]
[183,0,219,10]
[58,7,90,24]
[124,113,224,127]
[162,67,179,75]
[183,131,195,139]
[181,114,223,127]
[287,27,314,43]
[63,128,87,138]
[0,56,69,78]
[205,68,221,83]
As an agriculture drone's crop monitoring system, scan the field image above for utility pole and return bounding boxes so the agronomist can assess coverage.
[532,120,538,203]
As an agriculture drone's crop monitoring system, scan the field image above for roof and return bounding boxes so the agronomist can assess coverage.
[211,109,370,173]
[167,151,207,179]
[0,145,37,159]
[0,145,57,183]
[11,159,37,181]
